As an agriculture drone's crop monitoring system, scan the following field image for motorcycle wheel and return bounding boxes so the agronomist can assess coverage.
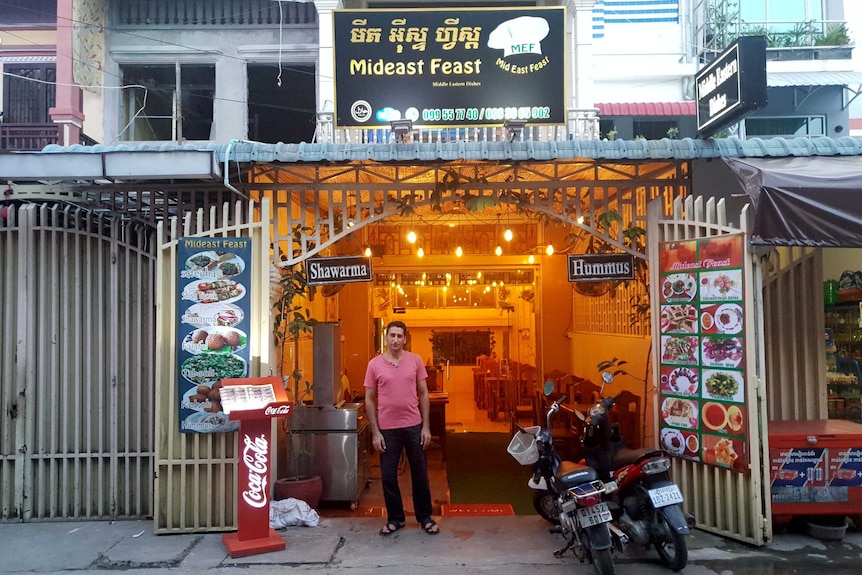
[590,547,615,575]
[531,490,560,525]
[654,515,688,572]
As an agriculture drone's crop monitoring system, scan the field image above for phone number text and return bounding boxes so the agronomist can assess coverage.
[421,106,552,122]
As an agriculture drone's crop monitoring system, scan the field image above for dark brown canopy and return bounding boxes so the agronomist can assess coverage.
[724,156,862,247]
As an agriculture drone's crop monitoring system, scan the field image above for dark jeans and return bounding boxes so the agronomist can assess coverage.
[379,423,433,524]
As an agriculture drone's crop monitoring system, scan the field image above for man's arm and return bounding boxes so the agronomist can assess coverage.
[364,387,386,453]
[417,378,431,449]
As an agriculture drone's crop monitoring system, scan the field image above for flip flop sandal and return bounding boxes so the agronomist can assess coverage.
[379,521,404,536]
[422,519,440,535]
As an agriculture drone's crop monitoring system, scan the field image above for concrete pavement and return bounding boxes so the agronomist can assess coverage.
[2,516,862,575]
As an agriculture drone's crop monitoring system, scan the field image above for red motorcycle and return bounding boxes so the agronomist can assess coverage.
[575,371,690,572]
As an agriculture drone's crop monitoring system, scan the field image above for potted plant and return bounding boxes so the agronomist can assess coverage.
[272,227,323,507]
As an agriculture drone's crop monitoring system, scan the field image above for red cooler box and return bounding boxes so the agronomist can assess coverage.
[768,419,862,522]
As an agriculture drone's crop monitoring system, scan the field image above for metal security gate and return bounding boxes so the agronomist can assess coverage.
[647,196,772,545]
[0,204,155,522]
[153,199,270,534]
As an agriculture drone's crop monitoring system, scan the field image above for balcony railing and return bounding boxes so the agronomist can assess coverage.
[113,0,317,27]
[0,124,61,151]
[313,109,602,145]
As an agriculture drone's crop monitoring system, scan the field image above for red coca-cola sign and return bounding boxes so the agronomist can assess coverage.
[264,404,291,416]
[241,433,270,509]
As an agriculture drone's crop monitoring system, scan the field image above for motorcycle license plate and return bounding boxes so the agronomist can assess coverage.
[576,502,612,527]
[648,485,684,508]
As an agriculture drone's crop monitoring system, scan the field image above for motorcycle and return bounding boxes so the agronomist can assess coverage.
[575,371,690,572]
[508,380,618,575]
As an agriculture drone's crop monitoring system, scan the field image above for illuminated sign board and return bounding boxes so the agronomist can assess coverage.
[695,36,767,137]
[333,7,566,129]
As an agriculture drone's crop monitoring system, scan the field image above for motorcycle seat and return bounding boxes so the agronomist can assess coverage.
[612,447,663,469]
[556,460,599,489]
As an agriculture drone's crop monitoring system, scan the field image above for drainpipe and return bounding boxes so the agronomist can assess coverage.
[223,138,250,198]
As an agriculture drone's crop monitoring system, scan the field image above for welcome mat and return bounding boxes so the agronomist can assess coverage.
[441,503,515,516]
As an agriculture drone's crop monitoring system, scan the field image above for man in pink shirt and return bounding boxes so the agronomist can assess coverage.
[364,320,439,535]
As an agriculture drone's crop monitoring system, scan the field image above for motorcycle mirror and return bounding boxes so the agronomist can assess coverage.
[542,379,555,396]
[601,371,614,384]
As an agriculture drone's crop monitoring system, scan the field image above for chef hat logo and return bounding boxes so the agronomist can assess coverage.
[488,16,550,58]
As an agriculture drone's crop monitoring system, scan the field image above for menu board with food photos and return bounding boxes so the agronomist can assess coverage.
[175,238,253,433]
[657,234,748,472]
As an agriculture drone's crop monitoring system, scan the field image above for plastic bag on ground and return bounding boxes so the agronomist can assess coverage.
[269,497,320,529]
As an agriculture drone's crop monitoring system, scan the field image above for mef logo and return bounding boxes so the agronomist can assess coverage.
[511,43,537,54]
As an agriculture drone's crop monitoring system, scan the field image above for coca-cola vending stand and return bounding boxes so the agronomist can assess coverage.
[219,376,293,558]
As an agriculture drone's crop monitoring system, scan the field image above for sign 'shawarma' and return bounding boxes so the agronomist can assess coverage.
[333,7,566,129]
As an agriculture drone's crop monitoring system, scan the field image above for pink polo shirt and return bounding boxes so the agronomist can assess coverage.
[363,352,428,430]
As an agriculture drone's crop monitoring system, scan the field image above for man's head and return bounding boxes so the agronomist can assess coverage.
[384,320,408,352]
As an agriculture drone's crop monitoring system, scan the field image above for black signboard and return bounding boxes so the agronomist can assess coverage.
[695,36,767,137]
[176,238,253,434]
[306,255,373,286]
[333,7,566,129]
[567,253,635,282]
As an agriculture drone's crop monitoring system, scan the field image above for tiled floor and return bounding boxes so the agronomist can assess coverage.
[317,395,510,519]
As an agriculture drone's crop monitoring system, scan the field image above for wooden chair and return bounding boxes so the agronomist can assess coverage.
[610,390,642,449]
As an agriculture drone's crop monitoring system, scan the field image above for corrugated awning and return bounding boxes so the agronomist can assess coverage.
[595,102,696,116]
[767,71,862,87]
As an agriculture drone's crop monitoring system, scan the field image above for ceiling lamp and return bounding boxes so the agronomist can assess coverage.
[503,228,513,242]
[455,245,463,257]
[407,230,417,244]
[417,247,425,258]
[495,245,503,256]
[364,247,372,257]
[546,244,555,256]
[528,254,535,264]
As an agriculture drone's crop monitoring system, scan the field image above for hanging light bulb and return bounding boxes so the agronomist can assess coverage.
[528,254,535,264]
[364,247,372,257]
[407,230,417,244]
[503,228,513,242]
[417,247,425,258]
[546,244,555,256]
[495,245,503,256]
[455,245,463,257]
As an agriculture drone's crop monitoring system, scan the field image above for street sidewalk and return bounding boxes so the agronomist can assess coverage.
[2,516,862,575]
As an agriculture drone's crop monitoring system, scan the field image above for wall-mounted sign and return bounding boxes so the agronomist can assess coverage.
[306,255,373,286]
[567,253,635,282]
[695,36,767,137]
[333,7,566,128]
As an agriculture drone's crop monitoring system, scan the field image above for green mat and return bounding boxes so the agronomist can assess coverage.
[445,432,536,515]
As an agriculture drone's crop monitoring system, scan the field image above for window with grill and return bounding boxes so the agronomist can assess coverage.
[1,64,56,123]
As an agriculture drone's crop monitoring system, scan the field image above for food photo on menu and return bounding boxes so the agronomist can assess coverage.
[182,279,246,304]
[698,235,743,268]
[660,396,700,430]
[701,400,745,435]
[185,251,246,279]
[701,369,745,402]
[660,427,700,461]
[701,335,744,368]
[659,365,699,396]
[181,302,244,329]
[660,273,697,302]
[659,240,697,271]
[661,335,700,365]
[660,304,698,333]
[700,434,745,470]
[700,302,743,334]
[699,269,743,301]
